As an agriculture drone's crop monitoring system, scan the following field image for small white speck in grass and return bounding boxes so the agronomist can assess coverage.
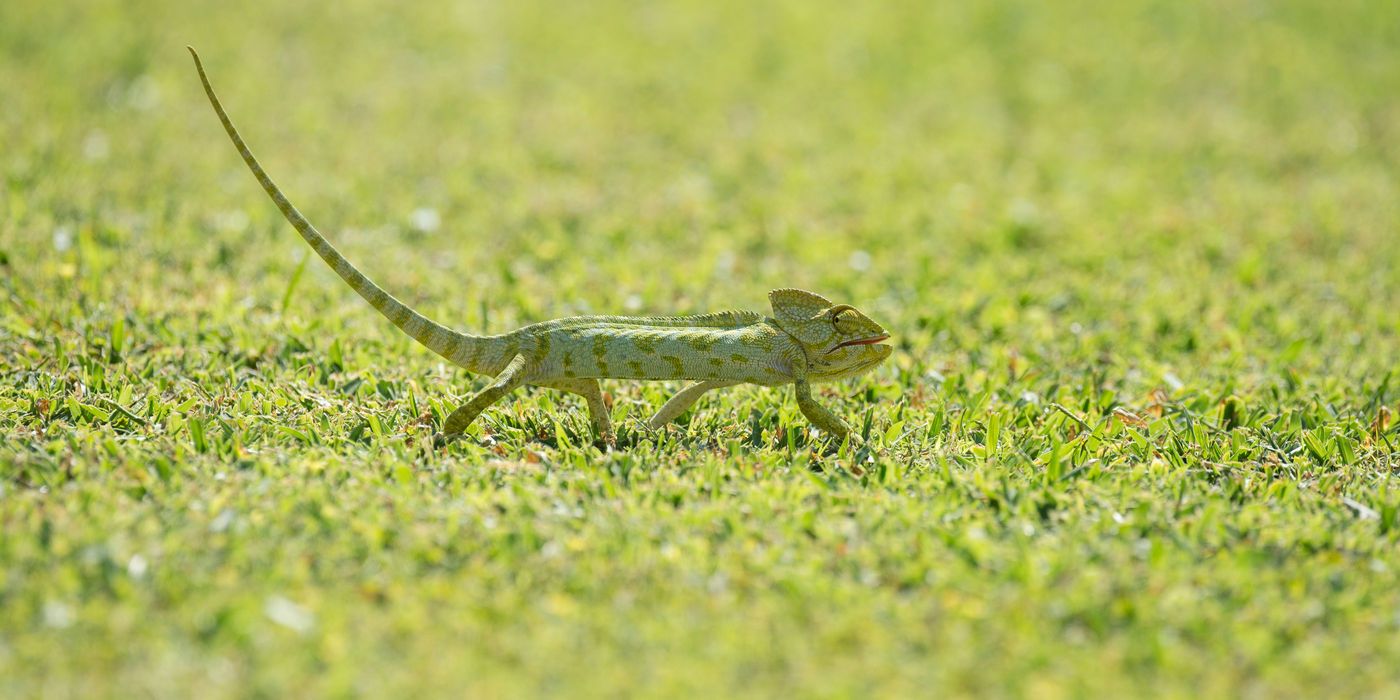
[127,75,162,112]
[207,657,237,686]
[707,572,729,595]
[1069,322,1083,335]
[1300,599,1325,621]
[1162,372,1184,391]
[216,209,250,233]
[848,250,872,272]
[947,182,975,212]
[1342,497,1379,520]
[43,601,74,629]
[127,554,148,579]
[1020,391,1040,404]
[52,226,72,252]
[1008,198,1040,227]
[623,294,643,312]
[714,249,736,276]
[410,207,441,232]
[665,173,712,206]
[1133,538,1153,559]
[209,508,235,534]
[264,595,315,634]
[1028,61,1069,101]
[859,568,880,587]
[1330,119,1358,154]
[83,130,109,161]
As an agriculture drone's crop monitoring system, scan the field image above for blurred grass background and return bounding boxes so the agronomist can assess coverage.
[3,0,1399,696]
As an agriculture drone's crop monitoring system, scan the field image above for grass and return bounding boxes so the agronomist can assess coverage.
[3,0,1399,695]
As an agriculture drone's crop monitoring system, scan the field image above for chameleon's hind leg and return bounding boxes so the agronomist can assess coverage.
[539,378,614,445]
[438,355,528,445]
[648,380,739,430]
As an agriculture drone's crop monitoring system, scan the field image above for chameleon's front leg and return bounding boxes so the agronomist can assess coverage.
[793,378,850,441]
[438,355,528,445]
[538,378,615,445]
[648,380,739,430]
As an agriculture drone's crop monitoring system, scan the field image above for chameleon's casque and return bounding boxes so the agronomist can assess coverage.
[188,47,891,445]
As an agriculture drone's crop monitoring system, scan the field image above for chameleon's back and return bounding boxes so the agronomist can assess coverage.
[523,321,798,386]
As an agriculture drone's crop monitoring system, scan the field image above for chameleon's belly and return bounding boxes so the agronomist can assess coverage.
[532,325,794,385]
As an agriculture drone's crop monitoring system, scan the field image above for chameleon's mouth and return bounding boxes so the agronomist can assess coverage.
[828,335,890,353]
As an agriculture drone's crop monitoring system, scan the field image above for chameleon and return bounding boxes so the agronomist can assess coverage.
[188,47,892,446]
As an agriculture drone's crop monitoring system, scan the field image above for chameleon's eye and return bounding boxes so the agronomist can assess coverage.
[827,304,856,325]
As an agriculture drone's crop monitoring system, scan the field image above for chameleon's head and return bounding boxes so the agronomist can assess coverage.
[769,288,892,382]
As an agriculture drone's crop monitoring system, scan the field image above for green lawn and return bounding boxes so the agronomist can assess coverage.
[3,0,1399,695]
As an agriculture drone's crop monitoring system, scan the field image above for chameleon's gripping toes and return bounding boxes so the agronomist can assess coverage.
[188,47,892,445]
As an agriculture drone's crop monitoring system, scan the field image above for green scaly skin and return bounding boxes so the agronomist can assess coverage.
[189,48,892,446]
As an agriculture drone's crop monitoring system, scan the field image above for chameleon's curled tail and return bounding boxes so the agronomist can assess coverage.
[188,47,499,372]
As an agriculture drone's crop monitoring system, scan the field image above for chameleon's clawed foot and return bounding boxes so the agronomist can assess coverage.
[798,422,858,455]
[593,422,616,450]
[432,430,464,449]
[593,425,617,452]
[433,429,499,450]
